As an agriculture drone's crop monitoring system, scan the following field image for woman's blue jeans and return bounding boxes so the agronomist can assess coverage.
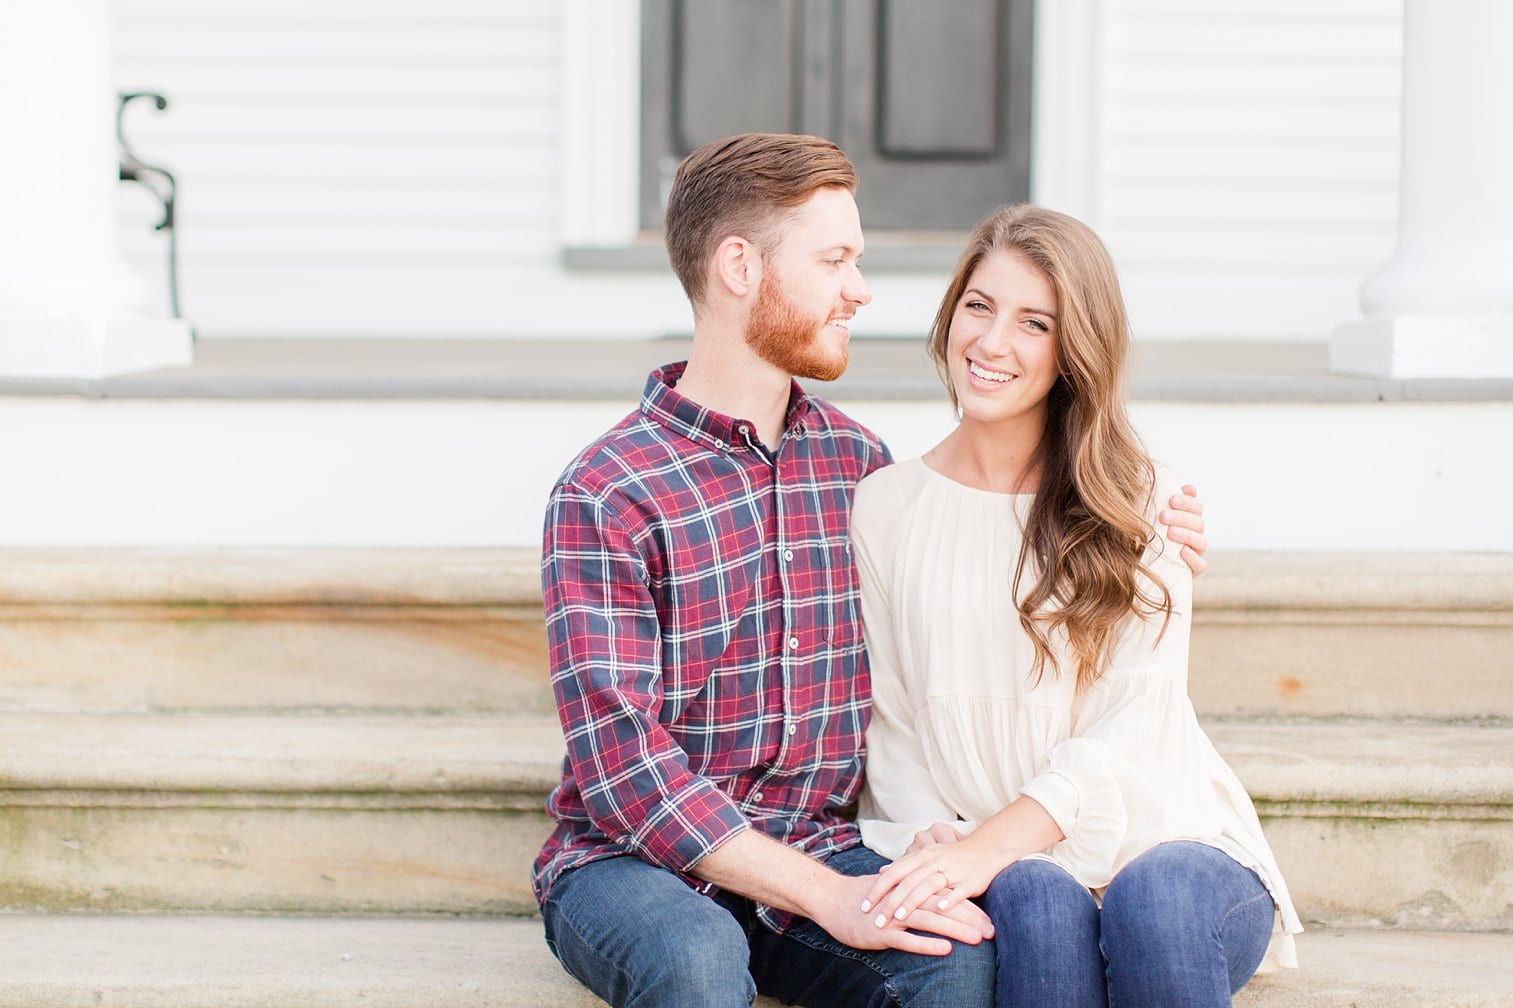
[541,845,995,1008]
[980,840,1274,1008]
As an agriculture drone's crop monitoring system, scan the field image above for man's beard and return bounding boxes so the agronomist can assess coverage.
[745,269,848,382]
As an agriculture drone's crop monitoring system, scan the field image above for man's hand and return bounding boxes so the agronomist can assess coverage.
[808,872,993,957]
[905,822,965,856]
[691,830,990,956]
[1161,483,1208,577]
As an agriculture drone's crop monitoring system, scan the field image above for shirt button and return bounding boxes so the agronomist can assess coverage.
[752,791,764,803]
[786,723,797,736]
[783,548,794,562]
[788,636,799,650]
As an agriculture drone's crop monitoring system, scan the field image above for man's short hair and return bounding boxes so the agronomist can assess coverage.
[664,133,857,306]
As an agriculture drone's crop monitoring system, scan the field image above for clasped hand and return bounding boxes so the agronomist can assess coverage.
[859,824,998,933]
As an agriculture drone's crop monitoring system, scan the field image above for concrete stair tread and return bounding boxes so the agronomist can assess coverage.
[0,713,561,794]
[0,915,1506,1008]
[1210,718,1513,805]
[3,712,1508,806]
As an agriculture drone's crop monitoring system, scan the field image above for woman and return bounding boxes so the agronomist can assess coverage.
[850,205,1301,1007]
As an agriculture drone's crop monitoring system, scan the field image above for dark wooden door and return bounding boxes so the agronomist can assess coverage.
[640,0,1034,231]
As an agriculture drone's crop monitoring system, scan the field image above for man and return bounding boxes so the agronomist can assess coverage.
[534,133,1209,1008]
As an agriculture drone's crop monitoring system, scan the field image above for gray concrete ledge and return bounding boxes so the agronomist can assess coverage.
[3,337,1510,403]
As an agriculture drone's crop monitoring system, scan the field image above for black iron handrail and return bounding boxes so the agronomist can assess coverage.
[116,91,182,320]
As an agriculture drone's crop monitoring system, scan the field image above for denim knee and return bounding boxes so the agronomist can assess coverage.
[1101,841,1255,944]
[631,920,755,1008]
[982,857,1099,942]
[982,859,1104,1008]
[543,858,756,1008]
[1101,841,1273,1000]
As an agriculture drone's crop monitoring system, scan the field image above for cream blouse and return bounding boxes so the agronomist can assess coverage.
[852,457,1301,970]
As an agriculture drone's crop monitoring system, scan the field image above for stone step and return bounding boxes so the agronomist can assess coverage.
[0,549,551,717]
[0,914,1505,1008]
[0,713,556,915]
[1,713,1508,929]
[1189,551,1513,720]
[2,549,1509,720]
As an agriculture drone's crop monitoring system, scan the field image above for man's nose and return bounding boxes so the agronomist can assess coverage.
[845,265,871,307]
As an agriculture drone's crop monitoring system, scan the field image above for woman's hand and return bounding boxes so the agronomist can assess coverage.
[859,837,1004,928]
[905,822,965,856]
[1162,484,1208,576]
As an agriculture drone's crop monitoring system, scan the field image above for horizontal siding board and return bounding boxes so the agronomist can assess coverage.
[1103,184,1399,227]
[1119,270,1373,340]
[111,142,554,181]
[1107,19,1400,59]
[1111,0,1399,17]
[116,0,551,22]
[166,224,558,259]
[1104,99,1397,140]
[1113,230,1391,270]
[1104,141,1398,183]
[1105,61,1399,100]
[116,102,559,138]
[115,25,554,60]
[112,62,553,99]
[122,184,554,219]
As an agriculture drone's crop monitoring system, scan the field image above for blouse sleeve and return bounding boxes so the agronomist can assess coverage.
[852,483,971,861]
[1016,479,1208,889]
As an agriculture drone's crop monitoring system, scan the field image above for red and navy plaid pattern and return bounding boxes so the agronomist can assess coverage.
[533,362,891,932]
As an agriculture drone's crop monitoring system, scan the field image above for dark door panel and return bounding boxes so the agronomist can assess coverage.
[641,0,1032,231]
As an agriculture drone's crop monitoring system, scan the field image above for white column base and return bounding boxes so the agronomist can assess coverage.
[0,314,193,380]
[1330,315,1513,379]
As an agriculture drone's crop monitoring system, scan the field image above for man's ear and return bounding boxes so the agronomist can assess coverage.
[711,236,760,298]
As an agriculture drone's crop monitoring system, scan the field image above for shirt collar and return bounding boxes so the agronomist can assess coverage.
[641,362,813,454]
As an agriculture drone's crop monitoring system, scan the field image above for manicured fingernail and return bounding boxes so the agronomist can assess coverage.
[860,900,872,913]
[938,898,950,910]
[874,914,888,928]
[894,907,908,920]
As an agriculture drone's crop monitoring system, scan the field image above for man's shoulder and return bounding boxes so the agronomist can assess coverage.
[800,394,889,459]
[552,409,665,501]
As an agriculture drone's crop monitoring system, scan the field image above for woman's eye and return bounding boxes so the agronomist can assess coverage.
[1025,318,1049,332]
[965,300,989,311]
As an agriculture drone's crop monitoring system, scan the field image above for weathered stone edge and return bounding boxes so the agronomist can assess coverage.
[0,549,1510,610]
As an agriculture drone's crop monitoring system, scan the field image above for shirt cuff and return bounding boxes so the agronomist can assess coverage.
[628,775,751,873]
[1020,770,1081,839]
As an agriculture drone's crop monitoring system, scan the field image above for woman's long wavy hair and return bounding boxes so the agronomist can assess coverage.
[927,204,1171,692]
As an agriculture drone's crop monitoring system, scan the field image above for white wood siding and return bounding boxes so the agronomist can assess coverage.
[112,1,1403,343]
[112,0,586,336]
[1098,0,1403,339]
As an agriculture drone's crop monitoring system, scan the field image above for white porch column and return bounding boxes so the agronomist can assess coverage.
[0,0,191,379]
[1331,0,1513,379]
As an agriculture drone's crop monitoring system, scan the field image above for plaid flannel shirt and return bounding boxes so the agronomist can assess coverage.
[532,362,892,932]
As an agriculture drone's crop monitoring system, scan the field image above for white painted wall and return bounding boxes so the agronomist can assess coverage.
[111,0,1405,344]
[3,395,1507,551]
